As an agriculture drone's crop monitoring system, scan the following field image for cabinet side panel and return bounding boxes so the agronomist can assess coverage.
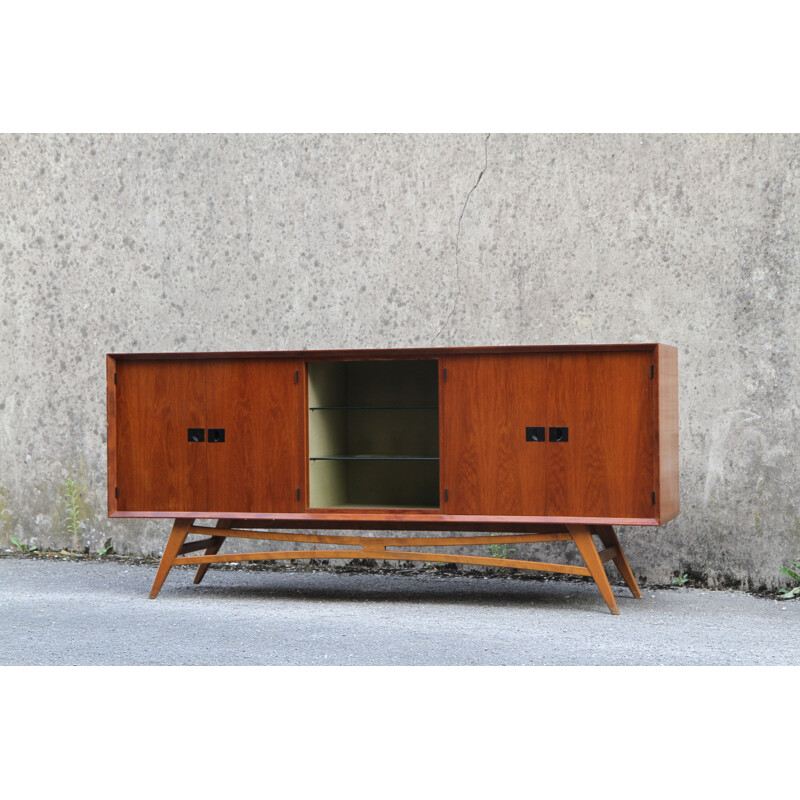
[441,354,548,516]
[657,345,680,522]
[547,351,655,518]
[107,356,117,515]
[116,359,208,512]
[205,358,305,513]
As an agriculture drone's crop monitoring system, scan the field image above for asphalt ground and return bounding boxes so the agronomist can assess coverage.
[1,554,798,665]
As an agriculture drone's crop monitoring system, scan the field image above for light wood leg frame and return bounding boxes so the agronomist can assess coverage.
[568,525,620,615]
[591,524,642,599]
[567,524,643,614]
[150,521,642,613]
[192,520,231,585]
[149,518,194,599]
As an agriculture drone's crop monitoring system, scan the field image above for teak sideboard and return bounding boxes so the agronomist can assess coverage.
[106,344,679,614]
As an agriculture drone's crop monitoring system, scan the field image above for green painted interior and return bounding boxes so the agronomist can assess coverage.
[307,360,439,508]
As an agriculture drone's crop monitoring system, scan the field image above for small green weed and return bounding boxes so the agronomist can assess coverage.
[64,476,83,549]
[777,558,800,600]
[95,537,114,556]
[0,484,13,543]
[672,573,689,587]
[10,537,38,554]
[488,543,514,560]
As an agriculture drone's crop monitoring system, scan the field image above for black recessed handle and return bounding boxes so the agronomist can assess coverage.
[549,427,569,443]
[526,426,545,442]
[188,428,204,443]
[208,428,225,443]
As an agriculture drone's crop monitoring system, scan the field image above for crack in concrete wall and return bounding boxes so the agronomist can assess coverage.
[433,133,490,342]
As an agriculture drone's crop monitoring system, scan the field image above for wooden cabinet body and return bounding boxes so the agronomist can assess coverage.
[108,344,678,528]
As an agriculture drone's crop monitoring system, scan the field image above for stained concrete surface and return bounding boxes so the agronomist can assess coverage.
[1,133,799,588]
[1,556,798,666]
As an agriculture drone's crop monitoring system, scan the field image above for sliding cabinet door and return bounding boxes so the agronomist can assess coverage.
[115,359,208,512]
[440,354,548,515]
[205,358,305,513]
[546,351,655,518]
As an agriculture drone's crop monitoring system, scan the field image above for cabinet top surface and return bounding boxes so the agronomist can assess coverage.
[108,343,671,360]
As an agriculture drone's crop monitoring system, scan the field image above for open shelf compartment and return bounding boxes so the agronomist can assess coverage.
[307,360,439,509]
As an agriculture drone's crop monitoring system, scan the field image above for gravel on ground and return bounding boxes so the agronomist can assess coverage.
[1,554,798,666]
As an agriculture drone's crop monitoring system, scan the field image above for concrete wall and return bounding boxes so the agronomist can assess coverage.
[1,133,798,589]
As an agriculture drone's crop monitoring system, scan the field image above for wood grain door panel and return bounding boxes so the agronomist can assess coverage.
[116,360,208,512]
[205,358,305,513]
[441,354,548,515]
[546,351,655,518]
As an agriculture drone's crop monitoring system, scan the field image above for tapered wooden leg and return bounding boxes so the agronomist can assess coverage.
[568,524,620,615]
[592,525,642,599]
[149,518,194,599]
[193,520,231,585]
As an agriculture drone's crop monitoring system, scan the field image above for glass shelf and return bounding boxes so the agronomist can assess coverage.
[310,455,439,461]
[309,406,437,411]
[307,360,439,508]
[311,503,440,510]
